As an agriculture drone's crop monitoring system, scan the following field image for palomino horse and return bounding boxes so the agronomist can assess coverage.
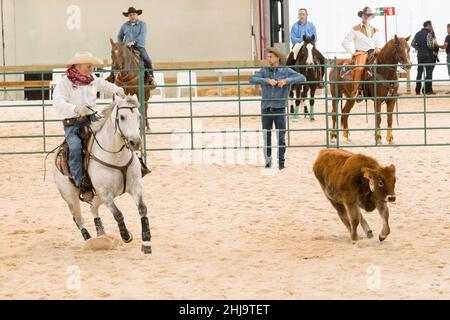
[53,95,152,254]
[329,35,411,144]
[109,38,152,131]
[287,35,324,121]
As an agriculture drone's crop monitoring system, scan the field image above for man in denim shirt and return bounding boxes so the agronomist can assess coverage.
[250,48,306,170]
[117,7,155,85]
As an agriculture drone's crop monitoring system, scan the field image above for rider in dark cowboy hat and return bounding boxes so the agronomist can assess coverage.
[107,7,156,88]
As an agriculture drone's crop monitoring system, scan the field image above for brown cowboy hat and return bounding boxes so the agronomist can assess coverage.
[122,7,142,17]
[265,47,287,65]
[358,6,374,18]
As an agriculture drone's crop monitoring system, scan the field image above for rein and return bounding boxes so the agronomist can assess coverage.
[87,104,139,194]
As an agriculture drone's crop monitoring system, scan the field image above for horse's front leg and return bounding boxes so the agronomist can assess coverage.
[90,197,105,237]
[309,85,316,121]
[294,85,302,118]
[301,85,309,117]
[289,87,295,115]
[374,100,383,144]
[103,193,133,243]
[330,97,338,141]
[341,99,356,140]
[144,101,151,132]
[132,190,152,254]
[386,99,396,144]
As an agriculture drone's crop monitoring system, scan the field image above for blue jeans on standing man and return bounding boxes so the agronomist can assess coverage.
[262,107,286,165]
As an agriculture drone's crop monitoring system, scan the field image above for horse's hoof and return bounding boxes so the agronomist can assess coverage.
[343,132,350,140]
[310,117,316,121]
[379,235,386,242]
[122,231,133,243]
[141,244,152,254]
[367,230,374,238]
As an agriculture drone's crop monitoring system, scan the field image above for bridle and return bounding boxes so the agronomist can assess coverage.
[377,41,410,72]
[87,104,139,153]
[297,43,320,78]
[86,102,140,194]
[111,44,140,84]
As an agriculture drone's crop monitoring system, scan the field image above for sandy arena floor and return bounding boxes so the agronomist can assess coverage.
[0,91,449,299]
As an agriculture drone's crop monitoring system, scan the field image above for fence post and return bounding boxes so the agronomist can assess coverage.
[189,69,194,150]
[237,67,242,148]
[333,57,340,149]
[324,60,329,148]
[138,61,147,163]
[374,64,378,145]
[422,63,427,145]
[41,71,47,153]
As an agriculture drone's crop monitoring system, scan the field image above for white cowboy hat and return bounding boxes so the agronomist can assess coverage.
[66,51,103,66]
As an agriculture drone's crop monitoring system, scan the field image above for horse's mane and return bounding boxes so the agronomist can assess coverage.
[116,42,140,71]
[378,37,407,64]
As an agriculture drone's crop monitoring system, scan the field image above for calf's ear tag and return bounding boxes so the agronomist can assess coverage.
[369,179,375,192]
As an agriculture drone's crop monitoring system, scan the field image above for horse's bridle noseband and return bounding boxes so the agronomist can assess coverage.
[114,104,139,150]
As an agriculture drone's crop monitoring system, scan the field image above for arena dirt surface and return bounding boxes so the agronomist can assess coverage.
[0,92,449,299]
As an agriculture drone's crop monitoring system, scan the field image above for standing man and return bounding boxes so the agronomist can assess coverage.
[342,6,382,100]
[412,21,437,95]
[250,48,306,170]
[117,6,156,87]
[438,24,450,94]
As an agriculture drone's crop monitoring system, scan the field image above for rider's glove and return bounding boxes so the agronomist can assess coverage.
[74,104,93,116]
[116,88,126,99]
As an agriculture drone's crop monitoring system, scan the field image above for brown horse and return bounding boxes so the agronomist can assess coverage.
[109,38,152,130]
[329,35,411,144]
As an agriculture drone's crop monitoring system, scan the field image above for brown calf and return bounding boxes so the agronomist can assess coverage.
[313,149,397,243]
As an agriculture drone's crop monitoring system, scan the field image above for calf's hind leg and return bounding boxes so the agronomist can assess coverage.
[344,203,360,243]
[359,212,373,238]
[329,199,350,233]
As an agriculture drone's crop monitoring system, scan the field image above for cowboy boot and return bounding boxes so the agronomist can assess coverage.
[145,71,157,90]
[139,157,151,177]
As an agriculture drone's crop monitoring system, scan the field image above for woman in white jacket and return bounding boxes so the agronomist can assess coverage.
[52,51,127,201]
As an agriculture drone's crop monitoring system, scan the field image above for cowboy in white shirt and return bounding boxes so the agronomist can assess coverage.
[342,6,382,98]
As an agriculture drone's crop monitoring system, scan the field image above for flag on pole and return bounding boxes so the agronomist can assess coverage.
[385,7,396,16]
[375,7,385,16]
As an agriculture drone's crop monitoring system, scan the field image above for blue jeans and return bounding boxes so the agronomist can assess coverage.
[63,114,98,186]
[133,46,154,76]
[261,108,286,164]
